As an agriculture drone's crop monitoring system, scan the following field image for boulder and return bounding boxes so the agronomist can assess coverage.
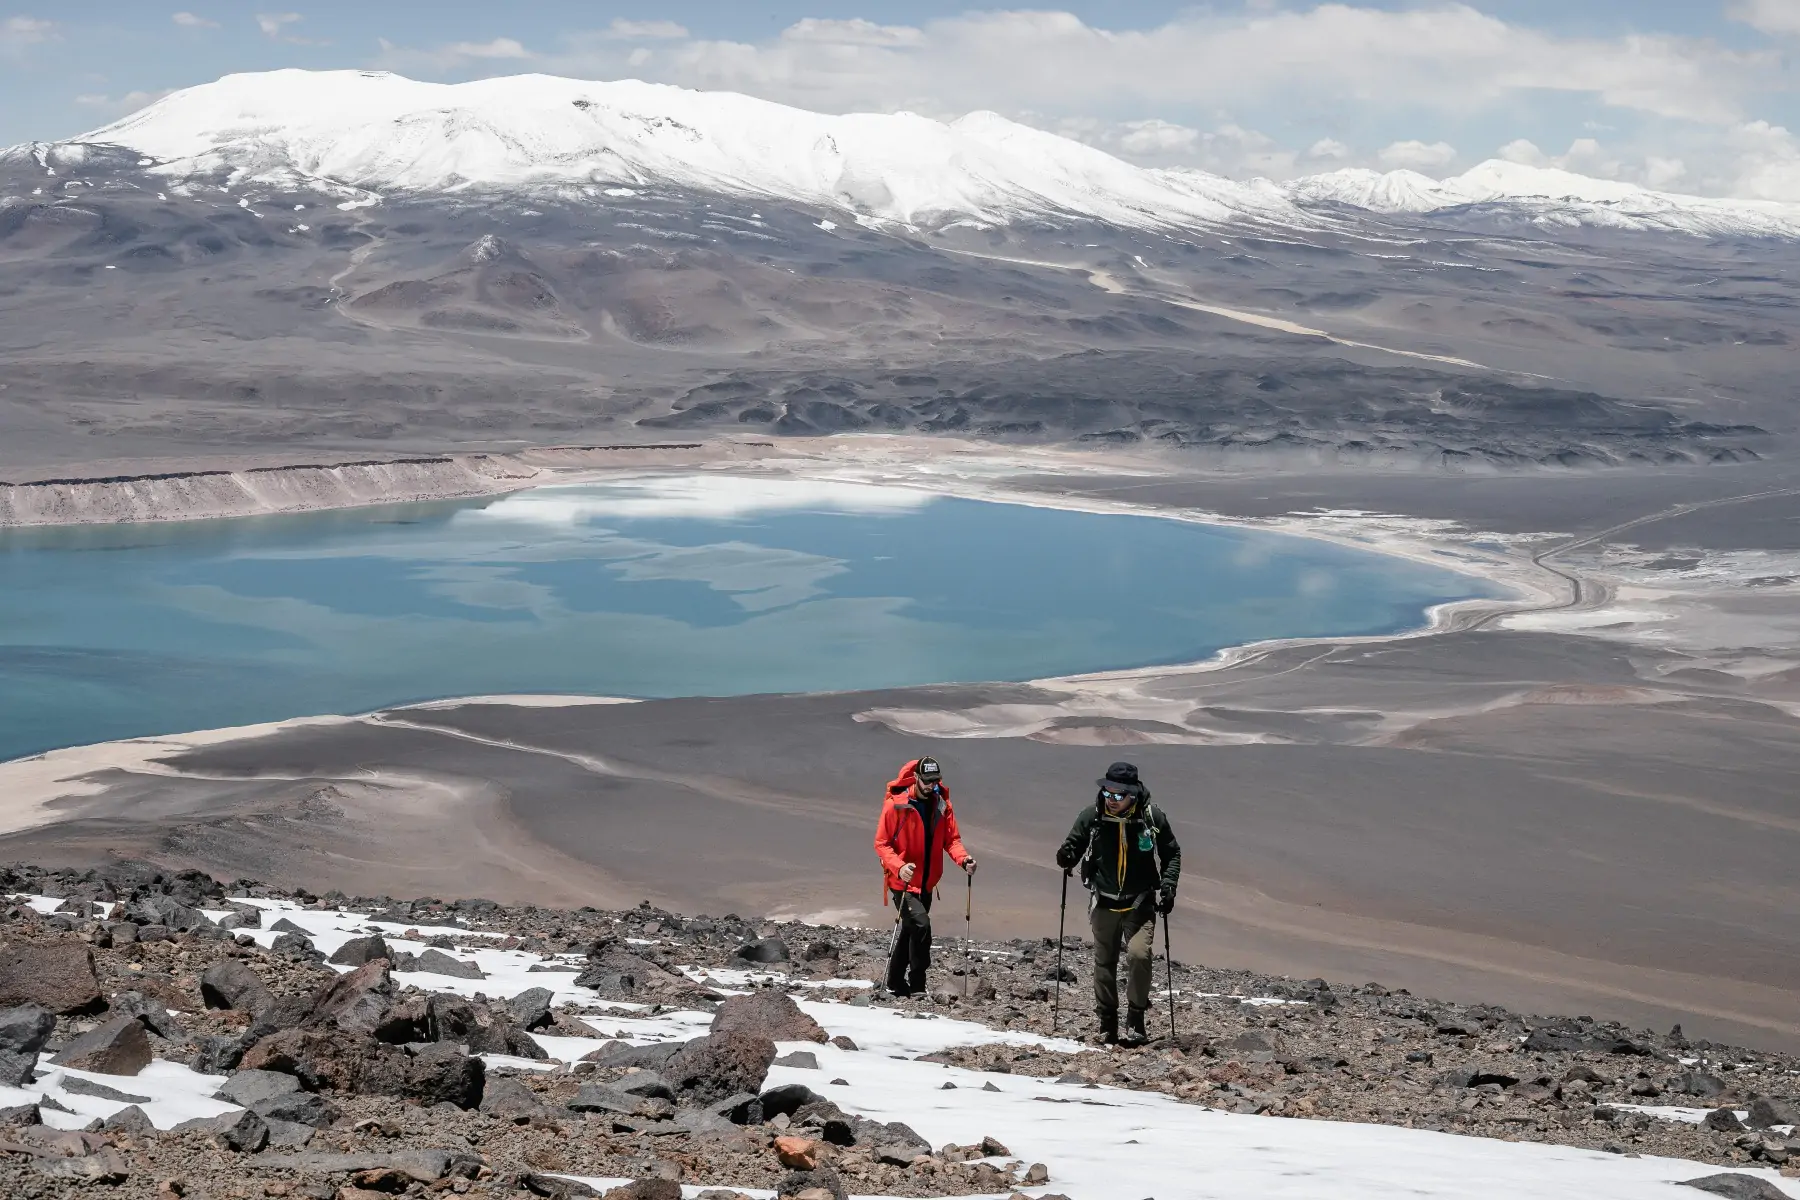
[413,949,486,980]
[214,1068,303,1109]
[711,992,827,1044]
[567,1083,642,1115]
[101,1105,155,1136]
[759,1083,822,1120]
[775,1167,846,1200]
[0,1053,35,1088]
[126,895,210,932]
[0,1004,55,1086]
[0,942,101,1014]
[733,939,790,965]
[775,1135,820,1170]
[328,936,393,968]
[109,991,187,1042]
[270,931,321,960]
[50,1015,152,1076]
[201,961,275,1014]
[59,1076,151,1103]
[252,1090,342,1128]
[1676,1071,1727,1099]
[268,917,310,935]
[602,1181,682,1200]
[264,1118,316,1149]
[1745,1097,1800,1129]
[480,1076,549,1123]
[774,1051,819,1070]
[508,987,555,1031]
[240,1027,410,1097]
[664,1032,777,1106]
[404,1042,485,1109]
[304,960,393,1036]
[584,1039,693,1071]
[618,1073,676,1101]
[1679,1175,1791,1200]
[1703,1107,1745,1132]
[214,1107,271,1153]
[191,1032,254,1075]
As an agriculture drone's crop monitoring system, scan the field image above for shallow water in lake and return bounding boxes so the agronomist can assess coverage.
[0,476,1497,761]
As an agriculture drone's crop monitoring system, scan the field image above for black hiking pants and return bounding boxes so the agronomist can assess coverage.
[886,888,933,995]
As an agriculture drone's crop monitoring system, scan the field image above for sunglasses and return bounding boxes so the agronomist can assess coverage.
[1102,789,1134,803]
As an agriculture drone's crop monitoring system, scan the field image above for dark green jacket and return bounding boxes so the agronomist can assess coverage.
[1055,797,1181,905]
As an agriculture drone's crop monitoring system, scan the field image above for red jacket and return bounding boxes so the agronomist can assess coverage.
[875,759,970,896]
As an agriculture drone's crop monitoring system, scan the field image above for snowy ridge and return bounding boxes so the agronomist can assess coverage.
[62,69,1304,233]
[1288,161,1800,237]
[3,69,1793,239]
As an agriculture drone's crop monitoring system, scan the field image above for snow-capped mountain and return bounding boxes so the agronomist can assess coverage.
[1287,161,1800,238]
[63,69,1302,232]
[13,68,1800,240]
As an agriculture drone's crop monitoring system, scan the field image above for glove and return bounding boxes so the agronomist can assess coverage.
[1155,889,1175,915]
[1055,848,1078,870]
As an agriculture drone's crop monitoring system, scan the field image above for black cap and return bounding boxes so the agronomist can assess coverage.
[915,757,942,783]
[1097,761,1144,796]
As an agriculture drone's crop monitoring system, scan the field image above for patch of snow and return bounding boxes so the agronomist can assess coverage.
[0,1059,237,1131]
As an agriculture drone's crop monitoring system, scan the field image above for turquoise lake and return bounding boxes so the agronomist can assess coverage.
[0,476,1497,762]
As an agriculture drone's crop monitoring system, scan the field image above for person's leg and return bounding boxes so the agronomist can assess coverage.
[1121,906,1156,1043]
[1089,903,1122,1041]
[904,891,934,994]
[885,891,912,994]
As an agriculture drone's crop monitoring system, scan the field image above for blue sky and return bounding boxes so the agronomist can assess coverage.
[4,2,1799,197]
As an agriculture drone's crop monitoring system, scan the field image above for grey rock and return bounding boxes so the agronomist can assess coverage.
[0,941,102,1014]
[213,1068,303,1109]
[618,1072,675,1101]
[414,948,487,979]
[481,1075,550,1122]
[775,1168,847,1200]
[0,1103,39,1126]
[1679,1174,1791,1200]
[774,1051,819,1069]
[101,1105,156,1135]
[0,1004,55,1057]
[567,1083,642,1115]
[201,960,275,1013]
[214,1107,271,1153]
[403,1041,485,1109]
[263,1118,316,1148]
[711,991,827,1044]
[1704,1107,1745,1132]
[1747,1097,1800,1129]
[270,931,321,959]
[267,917,310,934]
[252,1090,341,1128]
[59,1076,152,1103]
[109,990,188,1042]
[0,1050,37,1087]
[664,1031,777,1106]
[327,935,392,967]
[1676,1071,1728,1098]
[732,938,790,964]
[508,986,555,1031]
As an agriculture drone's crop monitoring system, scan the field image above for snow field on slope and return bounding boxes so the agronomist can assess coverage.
[195,898,1800,1199]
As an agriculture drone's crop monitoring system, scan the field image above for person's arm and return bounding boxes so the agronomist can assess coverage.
[874,802,907,879]
[1055,808,1094,870]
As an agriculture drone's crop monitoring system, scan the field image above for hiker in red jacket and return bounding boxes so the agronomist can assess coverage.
[874,756,977,996]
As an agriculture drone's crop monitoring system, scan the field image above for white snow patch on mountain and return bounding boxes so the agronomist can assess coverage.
[1288,160,1800,237]
[61,69,1305,234]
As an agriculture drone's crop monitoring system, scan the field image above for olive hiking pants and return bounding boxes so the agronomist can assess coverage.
[1090,899,1155,1017]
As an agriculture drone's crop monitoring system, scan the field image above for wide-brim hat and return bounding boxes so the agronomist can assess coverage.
[1096,761,1144,795]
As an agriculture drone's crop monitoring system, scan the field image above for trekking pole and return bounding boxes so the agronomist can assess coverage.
[1052,868,1069,1034]
[1161,902,1177,1041]
[963,872,973,999]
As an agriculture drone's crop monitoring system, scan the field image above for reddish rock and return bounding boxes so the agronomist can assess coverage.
[0,941,101,1014]
[775,1136,820,1170]
[50,1016,152,1076]
[710,991,827,1044]
[664,1031,776,1105]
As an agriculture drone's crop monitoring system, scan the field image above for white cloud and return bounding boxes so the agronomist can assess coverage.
[602,19,688,41]
[0,15,55,49]
[1378,140,1458,170]
[1725,120,1800,199]
[1729,0,1800,36]
[1113,119,1199,156]
[444,37,529,60]
[1307,139,1351,162]
[256,12,300,38]
[171,11,218,28]
[1498,139,1547,166]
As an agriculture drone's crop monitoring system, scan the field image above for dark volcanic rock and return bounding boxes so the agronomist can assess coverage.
[214,1068,303,1108]
[303,959,394,1036]
[110,990,188,1042]
[711,990,827,1044]
[0,1003,54,1085]
[508,986,555,1030]
[240,1027,410,1096]
[414,948,487,979]
[214,1107,271,1153]
[0,941,101,1013]
[60,1075,152,1103]
[664,1031,777,1106]
[405,1042,485,1109]
[480,1075,550,1123]
[1746,1096,1800,1129]
[50,1015,152,1075]
[733,938,791,964]
[202,960,275,1013]
[328,935,393,967]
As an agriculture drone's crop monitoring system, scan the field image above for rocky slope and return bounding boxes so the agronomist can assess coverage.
[0,860,1796,1200]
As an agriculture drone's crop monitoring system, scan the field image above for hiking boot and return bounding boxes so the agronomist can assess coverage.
[1121,1007,1149,1047]
[1094,1009,1118,1046]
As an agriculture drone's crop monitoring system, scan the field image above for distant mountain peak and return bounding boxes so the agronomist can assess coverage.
[3,69,1791,240]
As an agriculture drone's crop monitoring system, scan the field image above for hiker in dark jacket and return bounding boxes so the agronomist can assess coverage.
[1055,761,1181,1046]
